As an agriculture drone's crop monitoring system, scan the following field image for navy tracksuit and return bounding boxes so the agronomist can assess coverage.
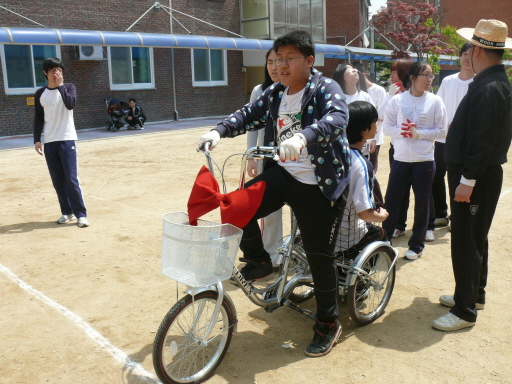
[44,140,87,218]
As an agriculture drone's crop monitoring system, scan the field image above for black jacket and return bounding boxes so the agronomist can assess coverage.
[128,105,146,120]
[445,64,512,179]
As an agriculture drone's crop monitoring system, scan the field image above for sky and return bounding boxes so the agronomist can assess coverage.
[369,0,388,16]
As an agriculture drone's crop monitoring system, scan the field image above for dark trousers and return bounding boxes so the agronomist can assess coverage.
[448,165,502,322]
[388,144,410,231]
[369,145,384,207]
[383,160,435,253]
[388,144,435,231]
[432,142,448,219]
[242,165,346,323]
[126,116,145,127]
[44,141,87,218]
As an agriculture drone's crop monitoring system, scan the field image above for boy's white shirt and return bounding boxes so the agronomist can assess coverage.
[435,73,473,144]
[367,83,387,145]
[344,91,375,157]
[276,86,317,185]
[336,148,373,251]
[39,87,76,144]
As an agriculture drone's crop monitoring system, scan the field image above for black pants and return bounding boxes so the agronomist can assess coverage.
[369,145,384,207]
[448,165,502,322]
[383,160,435,253]
[388,144,435,232]
[126,116,145,127]
[242,165,346,323]
[432,142,448,219]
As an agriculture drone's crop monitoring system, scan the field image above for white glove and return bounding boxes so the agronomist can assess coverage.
[400,120,419,139]
[388,83,400,96]
[279,133,307,162]
[198,129,221,150]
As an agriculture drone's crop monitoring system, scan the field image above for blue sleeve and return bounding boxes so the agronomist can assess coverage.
[33,87,46,143]
[57,83,76,110]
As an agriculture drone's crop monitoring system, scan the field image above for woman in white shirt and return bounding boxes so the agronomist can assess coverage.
[333,64,374,105]
[246,48,283,267]
[333,63,375,163]
[382,62,447,260]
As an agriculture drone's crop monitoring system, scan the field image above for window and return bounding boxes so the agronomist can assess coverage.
[273,0,325,43]
[1,45,59,95]
[191,49,228,87]
[108,47,154,90]
[240,0,325,42]
[241,0,270,39]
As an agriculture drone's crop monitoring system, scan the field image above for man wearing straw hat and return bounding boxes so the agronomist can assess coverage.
[433,20,512,331]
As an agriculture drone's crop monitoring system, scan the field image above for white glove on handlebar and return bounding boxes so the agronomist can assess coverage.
[198,129,221,150]
[279,133,307,162]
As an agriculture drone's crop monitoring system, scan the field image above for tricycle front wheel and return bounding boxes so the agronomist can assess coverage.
[153,291,235,384]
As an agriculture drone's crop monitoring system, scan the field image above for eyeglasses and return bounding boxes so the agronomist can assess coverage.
[274,56,306,66]
[461,45,474,54]
[418,74,435,80]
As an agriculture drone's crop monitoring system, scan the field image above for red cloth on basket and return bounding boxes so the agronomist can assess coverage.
[187,166,266,228]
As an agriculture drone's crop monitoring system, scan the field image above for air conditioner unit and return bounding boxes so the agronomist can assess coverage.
[77,46,104,60]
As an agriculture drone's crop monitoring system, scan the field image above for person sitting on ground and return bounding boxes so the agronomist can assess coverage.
[336,101,389,258]
[125,98,146,130]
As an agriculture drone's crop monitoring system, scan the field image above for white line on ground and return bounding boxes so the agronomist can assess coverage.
[0,262,161,384]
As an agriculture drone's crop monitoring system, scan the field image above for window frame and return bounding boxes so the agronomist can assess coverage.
[1,44,61,95]
[108,46,155,91]
[191,49,228,87]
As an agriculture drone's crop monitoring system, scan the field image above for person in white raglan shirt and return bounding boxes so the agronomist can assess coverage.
[245,48,283,267]
[382,62,447,261]
[433,42,474,227]
[333,64,375,160]
[34,57,89,228]
[353,61,387,206]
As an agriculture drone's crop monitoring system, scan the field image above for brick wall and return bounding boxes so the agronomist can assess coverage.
[0,0,244,137]
[322,0,364,79]
[441,0,512,31]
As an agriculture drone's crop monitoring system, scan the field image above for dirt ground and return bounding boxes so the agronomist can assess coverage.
[1,126,511,384]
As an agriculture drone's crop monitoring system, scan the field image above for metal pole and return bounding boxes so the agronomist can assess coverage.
[126,3,157,32]
[169,0,179,121]
[370,26,375,82]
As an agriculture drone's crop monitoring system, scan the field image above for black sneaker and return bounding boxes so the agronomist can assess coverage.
[305,320,342,357]
[238,258,273,282]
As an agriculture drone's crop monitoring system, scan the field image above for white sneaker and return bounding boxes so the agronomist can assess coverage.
[434,217,449,227]
[57,214,76,224]
[439,295,485,310]
[392,229,405,238]
[77,217,90,228]
[432,312,475,331]
[404,249,422,260]
[425,230,435,242]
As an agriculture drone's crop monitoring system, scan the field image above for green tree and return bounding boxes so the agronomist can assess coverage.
[372,1,455,62]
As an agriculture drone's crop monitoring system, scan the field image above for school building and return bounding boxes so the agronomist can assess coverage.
[0,0,372,138]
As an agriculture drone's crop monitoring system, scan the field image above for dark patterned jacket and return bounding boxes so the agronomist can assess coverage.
[214,69,350,203]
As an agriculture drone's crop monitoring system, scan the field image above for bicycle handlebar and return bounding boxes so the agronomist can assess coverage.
[197,145,279,192]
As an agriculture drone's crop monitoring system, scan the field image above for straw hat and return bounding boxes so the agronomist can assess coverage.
[457,19,512,49]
